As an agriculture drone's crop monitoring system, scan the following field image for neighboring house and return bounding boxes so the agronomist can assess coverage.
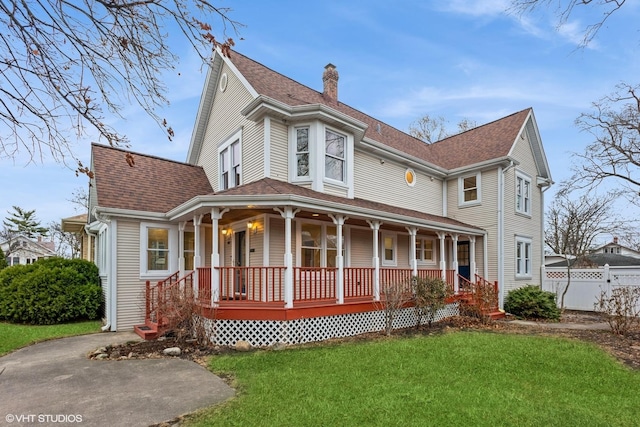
[590,237,640,259]
[61,214,93,261]
[88,49,552,344]
[1,235,57,266]
[546,253,640,268]
[544,253,574,266]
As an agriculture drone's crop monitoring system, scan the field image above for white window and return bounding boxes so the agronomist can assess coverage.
[415,237,435,263]
[140,223,176,277]
[299,223,342,267]
[325,129,345,182]
[295,127,310,178]
[458,173,481,206]
[516,172,532,215]
[516,237,532,278]
[219,131,242,190]
[184,231,195,271]
[382,233,397,266]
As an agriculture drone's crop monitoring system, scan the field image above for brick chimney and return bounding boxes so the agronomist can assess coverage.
[322,63,338,102]
[613,236,619,244]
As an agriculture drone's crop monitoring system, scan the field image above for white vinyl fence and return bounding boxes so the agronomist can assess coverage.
[542,264,640,312]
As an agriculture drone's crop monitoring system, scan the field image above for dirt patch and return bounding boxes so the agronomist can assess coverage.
[95,311,640,370]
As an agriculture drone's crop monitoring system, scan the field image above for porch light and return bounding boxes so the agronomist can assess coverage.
[247,221,257,234]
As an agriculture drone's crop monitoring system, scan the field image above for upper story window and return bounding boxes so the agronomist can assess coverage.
[516,172,532,215]
[219,130,242,190]
[415,237,435,263]
[516,236,532,278]
[458,172,481,206]
[296,127,310,178]
[325,129,345,182]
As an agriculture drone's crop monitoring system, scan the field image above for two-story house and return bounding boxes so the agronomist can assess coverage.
[88,48,552,345]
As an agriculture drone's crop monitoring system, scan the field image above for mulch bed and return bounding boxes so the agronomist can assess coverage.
[94,311,640,370]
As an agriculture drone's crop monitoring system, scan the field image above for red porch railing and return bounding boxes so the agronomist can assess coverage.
[145,270,195,327]
[293,267,336,302]
[193,267,458,305]
[344,267,374,298]
[214,266,286,302]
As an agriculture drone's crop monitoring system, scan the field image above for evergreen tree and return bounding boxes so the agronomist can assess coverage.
[0,247,8,270]
[3,206,49,239]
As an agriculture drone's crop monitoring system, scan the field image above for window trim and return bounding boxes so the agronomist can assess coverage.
[515,236,532,279]
[293,125,312,181]
[515,170,532,216]
[324,127,347,184]
[381,232,397,266]
[296,220,344,268]
[458,172,481,207]
[415,237,436,265]
[140,222,177,278]
[218,129,242,191]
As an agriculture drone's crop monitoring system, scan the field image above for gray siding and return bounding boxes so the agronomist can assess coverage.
[269,120,289,181]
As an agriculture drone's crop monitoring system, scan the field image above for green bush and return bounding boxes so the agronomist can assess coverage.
[504,285,560,321]
[0,247,8,270]
[0,258,102,325]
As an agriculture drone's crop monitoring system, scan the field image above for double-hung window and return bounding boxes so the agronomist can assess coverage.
[141,223,176,276]
[219,133,241,190]
[415,238,435,263]
[459,173,481,206]
[300,223,341,267]
[325,129,345,182]
[516,172,532,215]
[382,233,397,266]
[516,237,532,278]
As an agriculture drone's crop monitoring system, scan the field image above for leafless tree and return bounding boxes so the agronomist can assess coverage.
[68,187,89,213]
[408,114,478,144]
[563,83,640,207]
[0,0,241,172]
[510,0,627,48]
[545,192,627,310]
[48,221,80,258]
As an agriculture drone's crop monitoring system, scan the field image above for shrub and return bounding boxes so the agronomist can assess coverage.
[0,247,8,270]
[413,276,453,327]
[0,258,102,325]
[595,286,640,336]
[504,285,560,321]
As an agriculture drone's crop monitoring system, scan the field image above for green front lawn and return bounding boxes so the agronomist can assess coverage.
[188,332,640,427]
[0,320,102,356]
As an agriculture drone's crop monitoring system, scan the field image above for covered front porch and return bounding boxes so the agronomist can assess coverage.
[135,179,494,342]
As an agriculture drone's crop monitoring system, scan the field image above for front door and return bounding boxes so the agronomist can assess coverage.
[234,230,246,295]
[457,241,471,280]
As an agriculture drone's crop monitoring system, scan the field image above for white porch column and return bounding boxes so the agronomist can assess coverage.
[276,207,299,308]
[451,233,459,293]
[436,231,447,282]
[469,236,477,280]
[329,214,348,304]
[178,222,186,278]
[193,214,203,297]
[211,208,229,305]
[367,220,382,301]
[406,227,418,277]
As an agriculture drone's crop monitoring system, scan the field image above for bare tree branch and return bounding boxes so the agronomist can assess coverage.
[0,0,242,171]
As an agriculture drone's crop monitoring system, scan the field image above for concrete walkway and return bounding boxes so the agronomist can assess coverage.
[508,320,610,330]
[0,332,234,427]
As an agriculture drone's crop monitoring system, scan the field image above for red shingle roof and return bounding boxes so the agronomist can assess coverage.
[228,51,529,170]
[92,144,213,212]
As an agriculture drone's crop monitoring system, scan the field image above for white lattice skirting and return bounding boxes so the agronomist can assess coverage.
[201,303,460,347]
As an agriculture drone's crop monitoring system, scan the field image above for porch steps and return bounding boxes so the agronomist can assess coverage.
[134,320,161,340]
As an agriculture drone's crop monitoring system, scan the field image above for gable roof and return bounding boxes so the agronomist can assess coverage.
[91,144,213,213]
[0,235,57,257]
[190,50,549,180]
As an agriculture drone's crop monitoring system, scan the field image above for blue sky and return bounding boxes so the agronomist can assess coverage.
[2,0,639,239]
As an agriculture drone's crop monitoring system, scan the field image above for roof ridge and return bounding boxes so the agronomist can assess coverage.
[91,143,203,169]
